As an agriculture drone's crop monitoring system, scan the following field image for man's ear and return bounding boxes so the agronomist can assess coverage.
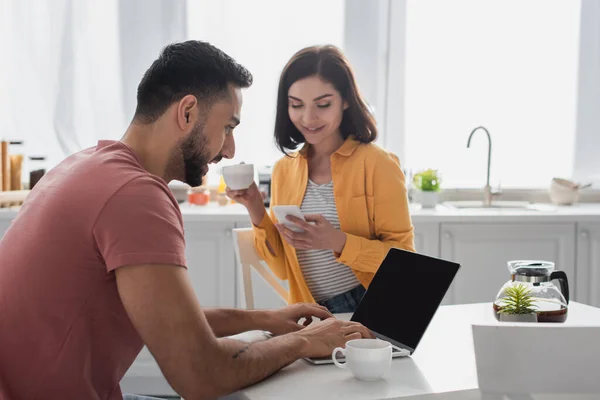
[177,95,198,130]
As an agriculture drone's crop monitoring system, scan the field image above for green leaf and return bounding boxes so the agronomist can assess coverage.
[496,283,538,315]
[413,169,442,192]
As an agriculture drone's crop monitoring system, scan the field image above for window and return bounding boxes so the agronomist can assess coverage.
[187,0,345,184]
[399,0,582,188]
[0,0,125,170]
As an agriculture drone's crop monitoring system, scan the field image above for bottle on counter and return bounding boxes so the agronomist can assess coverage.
[218,174,227,194]
[208,186,219,202]
[188,186,210,206]
[258,165,272,207]
[217,192,229,206]
[29,156,47,190]
[9,141,24,191]
[217,174,231,205]
[0,141,8,191]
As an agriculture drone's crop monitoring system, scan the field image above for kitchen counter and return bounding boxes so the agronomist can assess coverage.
[408,202,600,223]
[3,202,600,222]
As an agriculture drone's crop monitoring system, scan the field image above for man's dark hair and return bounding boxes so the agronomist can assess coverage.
[134,40,253,123]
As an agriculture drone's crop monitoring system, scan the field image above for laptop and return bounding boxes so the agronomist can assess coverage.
[304,248,461,364]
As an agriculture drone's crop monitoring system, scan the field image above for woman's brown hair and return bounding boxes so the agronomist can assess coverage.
[274,45,377,154]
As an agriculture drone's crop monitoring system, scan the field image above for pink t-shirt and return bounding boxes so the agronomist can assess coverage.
[0,141,187,400]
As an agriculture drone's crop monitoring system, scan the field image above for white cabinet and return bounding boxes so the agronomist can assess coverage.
[576,223,600,307]
[440,223,576,305]
[0,220,12,239]
[413,222,448,302]
[413,222,440,257]
[184,221,237,308]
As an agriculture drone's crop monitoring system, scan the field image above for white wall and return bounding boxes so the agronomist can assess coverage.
[118,0,188,122]
[573,0,600,185]
[343,0,390,145]
[383,0,407,162]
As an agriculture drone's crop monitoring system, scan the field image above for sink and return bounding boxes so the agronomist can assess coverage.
[442,201,556,212]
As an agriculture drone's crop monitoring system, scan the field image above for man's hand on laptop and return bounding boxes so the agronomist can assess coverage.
[262,303,333,335]
[292,318,374,358]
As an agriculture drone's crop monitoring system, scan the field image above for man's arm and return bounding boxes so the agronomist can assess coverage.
[116,264,369,400]
[204,303,333,337]
[203,308,268,337]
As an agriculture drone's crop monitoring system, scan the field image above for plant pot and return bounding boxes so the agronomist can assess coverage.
[418,191,439,208]
[498,313,538,323]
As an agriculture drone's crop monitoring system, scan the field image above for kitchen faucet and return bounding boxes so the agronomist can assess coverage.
[467,126,493,206]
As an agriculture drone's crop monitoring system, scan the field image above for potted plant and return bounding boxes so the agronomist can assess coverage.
[413,169,442,208]
[496,284,538,322]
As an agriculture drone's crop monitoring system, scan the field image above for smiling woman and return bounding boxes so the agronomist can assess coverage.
[274,46,377,157]
[228,45,415,313]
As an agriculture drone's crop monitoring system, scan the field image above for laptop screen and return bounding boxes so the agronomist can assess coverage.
[351,248,460,353]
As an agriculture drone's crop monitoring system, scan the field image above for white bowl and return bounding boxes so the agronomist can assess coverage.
[222,163,255,190]
[168,180,191,203]
[549,178,579,205]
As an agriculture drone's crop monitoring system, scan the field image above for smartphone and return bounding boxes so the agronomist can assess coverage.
[271,205,306,232]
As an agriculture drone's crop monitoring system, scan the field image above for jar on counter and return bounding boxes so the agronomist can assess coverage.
[9,141,24,191]
[217,192,229,206]
[1,141,9,191]
[258,165,272,207]
[188,186,210,206]
[28,156,47,190]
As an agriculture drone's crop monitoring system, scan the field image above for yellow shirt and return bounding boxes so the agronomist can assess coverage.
[252,136,415,304]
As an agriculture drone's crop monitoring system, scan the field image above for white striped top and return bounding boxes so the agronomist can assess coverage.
[296,179,360,302]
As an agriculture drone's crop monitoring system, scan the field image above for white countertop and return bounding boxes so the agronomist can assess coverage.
[3,202,600,223]
[407,202,600,223]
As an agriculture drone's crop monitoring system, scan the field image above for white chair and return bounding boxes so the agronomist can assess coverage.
[232,228,288,310]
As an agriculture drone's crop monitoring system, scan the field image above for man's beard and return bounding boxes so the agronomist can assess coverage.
[167,121,211,187]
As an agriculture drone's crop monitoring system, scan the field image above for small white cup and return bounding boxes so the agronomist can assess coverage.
[549,177,580,205]
[332,339,392,381]
[222,163,254,190]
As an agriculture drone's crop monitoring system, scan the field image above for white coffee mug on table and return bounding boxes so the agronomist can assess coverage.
[332,338,392,381]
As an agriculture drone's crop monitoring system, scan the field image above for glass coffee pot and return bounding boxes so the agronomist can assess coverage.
[493,260,569,322]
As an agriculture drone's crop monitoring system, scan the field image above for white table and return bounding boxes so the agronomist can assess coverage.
[231,302,600,400]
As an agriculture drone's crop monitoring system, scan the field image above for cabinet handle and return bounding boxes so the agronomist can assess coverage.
[443,232,452,240]
[580,231,589,240]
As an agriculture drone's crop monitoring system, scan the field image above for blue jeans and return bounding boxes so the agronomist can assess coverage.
[318,285,366,314]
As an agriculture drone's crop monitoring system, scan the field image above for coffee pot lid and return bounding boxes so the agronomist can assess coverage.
[507,260,555,277]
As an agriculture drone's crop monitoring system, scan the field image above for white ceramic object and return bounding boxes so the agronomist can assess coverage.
[498,313,538,323]
[473,323,600,394]
[222,163,255,190]
[418,190,439,209]
[549,178,580,205]
[168,181,191,203]
[332,339,392,381]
